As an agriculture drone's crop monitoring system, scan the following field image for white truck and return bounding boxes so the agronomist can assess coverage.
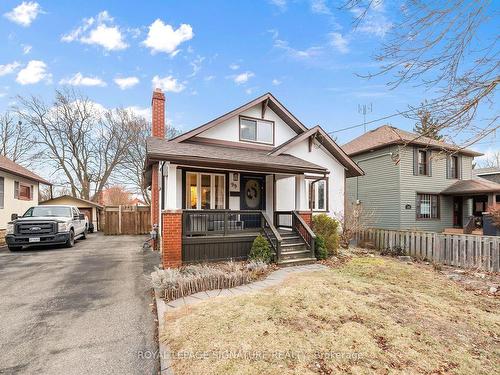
[5,205,88,251]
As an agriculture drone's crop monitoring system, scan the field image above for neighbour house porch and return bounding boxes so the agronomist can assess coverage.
[441,179,500,235]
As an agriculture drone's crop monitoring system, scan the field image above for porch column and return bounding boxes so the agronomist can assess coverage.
[161,209,182,268]
[295,175,308,211]
[165,163,180,209]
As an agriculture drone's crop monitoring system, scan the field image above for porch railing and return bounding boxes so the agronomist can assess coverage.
[182,210,282,261]
[274,210,316,258]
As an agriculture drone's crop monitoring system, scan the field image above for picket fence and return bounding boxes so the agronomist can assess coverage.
[355,229,500,272]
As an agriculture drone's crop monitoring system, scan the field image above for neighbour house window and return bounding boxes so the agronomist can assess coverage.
[418,150,428,175]
[416,193,439,219]
[14,181,33,200]
[306,179,327,211]
[497,195,500,204]
[185,172,225,210]
[448,155,459,179]
[0,177,4,209]
[239,117,274,144]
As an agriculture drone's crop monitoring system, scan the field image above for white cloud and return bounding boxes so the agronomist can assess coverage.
[269,0,287,10]
[59,72,107,87]
[22,44,32,54]
[4,1,42,27]
[152,75,185,93]
[310,0,331,15]
[350,6,392,38]
[16,60,50,85]
[329,32,349,54]
[233,71,254,85]
[274,38,323,59]
[142,19,193,56]
[125,106,150,120]
[62,11,128,51]
[204,75,215,82]
[114,76,139,90]
[0,61,21,76]
[229,63,240,70]
[272,78,282,86]
[188,56,205,77]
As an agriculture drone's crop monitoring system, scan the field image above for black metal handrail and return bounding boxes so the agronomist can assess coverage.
[292,211,316,258]
[262,211,282,262]
[464,215,475,234]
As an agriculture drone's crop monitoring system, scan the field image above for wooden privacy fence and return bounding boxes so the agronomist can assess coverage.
[356,229,500,272]
[102,205,151,235]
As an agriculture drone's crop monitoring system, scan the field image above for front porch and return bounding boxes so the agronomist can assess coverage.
[441,179,500,235]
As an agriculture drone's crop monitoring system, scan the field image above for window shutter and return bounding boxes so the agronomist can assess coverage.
[0,177,4,209]
[446,156,450,179]
[14,181,19,199]
[458,155,462,179]
[416,194,421,218]
[426,150,432,176]
[413,147,418,176]
[30,185,34,200]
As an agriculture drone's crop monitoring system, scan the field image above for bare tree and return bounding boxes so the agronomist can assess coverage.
[118,117,180,205]
[16,89,140,201]
[345,0,499,147]
[100,185,133,205]
[0,111,38,165]
[337,203,375,249]
[477,151,500,168]
[414,105,443,141]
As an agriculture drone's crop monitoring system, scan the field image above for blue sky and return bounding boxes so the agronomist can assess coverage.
[0,0,498,160]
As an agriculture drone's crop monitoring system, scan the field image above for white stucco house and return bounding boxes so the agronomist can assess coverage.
[0,155,52,230]
[145,91,363,267]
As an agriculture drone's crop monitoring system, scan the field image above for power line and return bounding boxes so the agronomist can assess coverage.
[328,109,415,134]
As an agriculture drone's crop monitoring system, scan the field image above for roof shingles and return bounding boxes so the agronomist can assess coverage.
[0,155,51,185]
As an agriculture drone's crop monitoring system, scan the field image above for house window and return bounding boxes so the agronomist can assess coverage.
[0,177,4,209]
[185,172,225,209]
[239,117,274,144]
[418,150,428,175]
[496,195,500,203]
[416,193,439,219]
[14,181,33,200]
[449,155,459,179]
[306,179,327,211]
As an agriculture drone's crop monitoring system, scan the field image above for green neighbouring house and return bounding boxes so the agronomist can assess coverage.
[343,125,500,234]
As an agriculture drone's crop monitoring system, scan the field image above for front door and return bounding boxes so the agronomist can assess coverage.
[240,175,265,229]
[240,175,265,210]
[453,197,463,227]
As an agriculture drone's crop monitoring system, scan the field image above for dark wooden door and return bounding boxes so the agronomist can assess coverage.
[240,175,265,229]
[453,197,463,227]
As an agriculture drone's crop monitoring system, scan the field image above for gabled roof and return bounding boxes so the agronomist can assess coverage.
[473,167,500,177]
[441,178,500,195]
[270,125,364,177]
[146,137,327,176]
[0,155,51,185]
[342,125,483,157]
[40,195,104,208]
[170,92,308,143]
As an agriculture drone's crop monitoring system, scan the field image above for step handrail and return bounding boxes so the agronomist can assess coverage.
[261,211,283,262]
[291,211,316,258]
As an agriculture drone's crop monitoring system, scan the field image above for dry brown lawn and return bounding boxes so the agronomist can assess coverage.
[161,257,500,374]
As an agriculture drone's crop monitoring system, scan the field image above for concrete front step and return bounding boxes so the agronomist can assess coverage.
[278,257,317,267]
[280,249,311,260]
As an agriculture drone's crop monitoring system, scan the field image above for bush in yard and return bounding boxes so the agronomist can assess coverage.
[312,214,339,255]
[380,246,406,257]
[314,235,328,260]
[249,234,272,263]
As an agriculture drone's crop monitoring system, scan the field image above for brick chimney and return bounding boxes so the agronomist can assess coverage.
[151,88,164,240]
[152,88,165,138]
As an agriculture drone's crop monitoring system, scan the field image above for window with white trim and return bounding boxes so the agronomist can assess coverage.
[306,179,327,211]
[416,193,439,219]
[239,117,274,144]
[185,172,225,209]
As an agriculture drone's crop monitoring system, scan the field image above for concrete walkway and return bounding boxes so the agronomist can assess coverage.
[155,263,328,374]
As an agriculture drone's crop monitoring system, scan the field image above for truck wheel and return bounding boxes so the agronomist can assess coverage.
[8,246,22,252]
[65,230,75,248]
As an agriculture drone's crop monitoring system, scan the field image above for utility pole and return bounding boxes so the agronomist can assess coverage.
[358,103,373,133]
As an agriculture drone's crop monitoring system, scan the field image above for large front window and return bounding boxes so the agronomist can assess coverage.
[185,172,225,209]
[239,117,274,144]
[416,193,439,219]
[417,150,428,175]
[306,179,327,211]
[448,155,459,179]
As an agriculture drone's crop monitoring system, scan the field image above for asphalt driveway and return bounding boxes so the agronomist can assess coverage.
[0,233,160,375]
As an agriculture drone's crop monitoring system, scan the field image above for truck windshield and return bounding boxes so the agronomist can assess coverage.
[23,206,72,218]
